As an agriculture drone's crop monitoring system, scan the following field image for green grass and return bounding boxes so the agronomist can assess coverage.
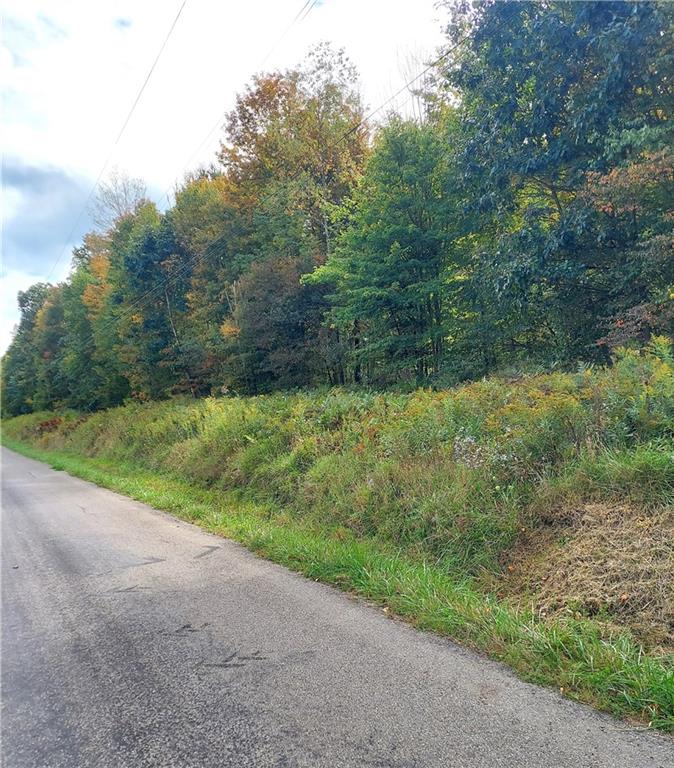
[3,435,673,732]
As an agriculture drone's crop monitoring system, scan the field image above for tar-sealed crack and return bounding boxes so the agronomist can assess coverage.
[201,650,267,669]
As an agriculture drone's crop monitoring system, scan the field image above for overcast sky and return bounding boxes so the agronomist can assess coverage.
[1,0,448,353]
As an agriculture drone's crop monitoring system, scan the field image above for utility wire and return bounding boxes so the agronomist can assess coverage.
[112,1,188,147]
[339,39,465,144]
[161,0,318,209]
[296,0,319,25]
[45,0,188,281]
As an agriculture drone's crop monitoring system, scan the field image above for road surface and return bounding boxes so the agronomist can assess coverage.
[2,447,672,767]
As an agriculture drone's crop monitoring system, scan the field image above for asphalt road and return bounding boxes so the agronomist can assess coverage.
[1,447,672,768]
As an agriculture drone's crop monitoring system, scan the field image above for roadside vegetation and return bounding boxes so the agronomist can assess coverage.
[4,339,673,730]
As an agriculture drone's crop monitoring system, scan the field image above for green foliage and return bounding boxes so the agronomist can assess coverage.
[443,0,674,364]
[310,115,465,384]
[2,283,51,414]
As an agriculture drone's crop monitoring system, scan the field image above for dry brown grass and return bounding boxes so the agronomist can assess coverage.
[500,502,674,650]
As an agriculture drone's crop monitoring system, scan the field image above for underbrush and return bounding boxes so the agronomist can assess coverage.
[3,340,674,729]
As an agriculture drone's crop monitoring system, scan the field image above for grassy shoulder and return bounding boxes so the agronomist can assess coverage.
[3,341,673,730]
[3,437,674,732]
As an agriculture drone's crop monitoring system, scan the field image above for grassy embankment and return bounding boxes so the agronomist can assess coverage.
[3,340,673,731]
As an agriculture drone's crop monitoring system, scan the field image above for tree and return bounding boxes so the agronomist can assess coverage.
[219,43,368,258]
[443,0,674,365]
[585,148,674,347]
[60,235,130,409]
[32,285,69,411]
[310,116,463,385]
[2,283,51,414]
[92,169,148,231]
[228,254,327,392]
[211,44,369,391]
[170,171,252,393]
[108,203,193,400]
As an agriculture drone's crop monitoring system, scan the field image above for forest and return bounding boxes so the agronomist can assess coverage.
[2,0,673,415]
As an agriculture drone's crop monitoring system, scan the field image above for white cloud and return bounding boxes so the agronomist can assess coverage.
[1,0,448,352]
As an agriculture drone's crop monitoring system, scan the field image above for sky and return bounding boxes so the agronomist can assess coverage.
[1,0,448,353]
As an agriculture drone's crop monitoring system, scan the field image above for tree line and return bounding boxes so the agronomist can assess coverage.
[3,1,673,415]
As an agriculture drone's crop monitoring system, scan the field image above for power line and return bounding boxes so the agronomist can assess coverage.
[161,0,319,209]
[295,0,319,26]
[265,0,318,66]
[45,0,188,281]
[339,39,466,144]
[113,1,188,146]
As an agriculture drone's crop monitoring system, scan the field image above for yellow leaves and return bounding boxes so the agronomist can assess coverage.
[81,284,99,311]
[33,304,48,334]
[220,319,240,339]
[90,253,110,281]
[82,254,111,319]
